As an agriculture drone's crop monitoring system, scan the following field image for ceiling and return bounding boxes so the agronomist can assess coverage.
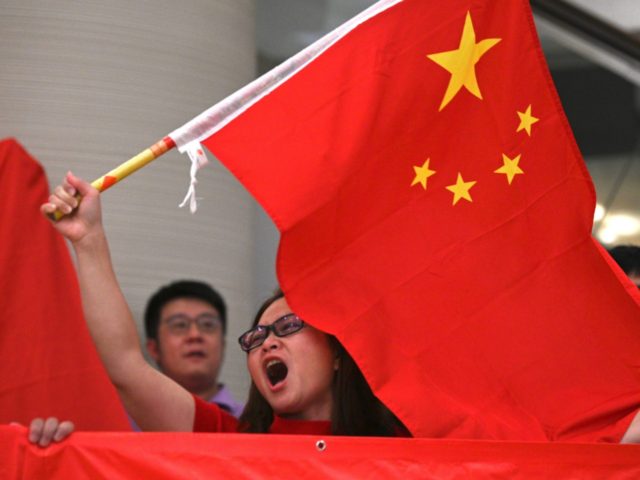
[567,0,640,32]
[256,0,640,60]
[255,0,640,248]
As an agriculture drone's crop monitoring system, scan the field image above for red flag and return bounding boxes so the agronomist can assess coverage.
[202,0,640,440]
[0,138,130,430]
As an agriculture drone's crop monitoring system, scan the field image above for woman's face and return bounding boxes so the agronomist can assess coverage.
[247,297,336,421]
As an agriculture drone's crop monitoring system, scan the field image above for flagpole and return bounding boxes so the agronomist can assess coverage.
[48,136,176,221]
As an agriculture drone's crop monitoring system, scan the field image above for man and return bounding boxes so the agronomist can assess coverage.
[143,280,243,419]
[608,245,640,288]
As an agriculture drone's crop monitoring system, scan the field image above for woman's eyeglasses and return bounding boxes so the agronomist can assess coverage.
[238,314,305,352]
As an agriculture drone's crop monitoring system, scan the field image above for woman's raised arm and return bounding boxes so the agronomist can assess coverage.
[42,172,195,431]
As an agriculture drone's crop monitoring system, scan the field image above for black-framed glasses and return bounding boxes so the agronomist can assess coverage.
[163,313,222,336]
[238,314,305,352]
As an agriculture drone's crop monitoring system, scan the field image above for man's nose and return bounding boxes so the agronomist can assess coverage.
[185,321,203,338]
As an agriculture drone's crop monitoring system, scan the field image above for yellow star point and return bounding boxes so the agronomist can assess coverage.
[516,104,539,136]
[411,158,436,190]
[494,154,523,184]
[445,173,476,205]
[426,11,501,111]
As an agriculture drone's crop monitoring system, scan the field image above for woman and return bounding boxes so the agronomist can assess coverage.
[196,289,404,435]
[41,173,405,436]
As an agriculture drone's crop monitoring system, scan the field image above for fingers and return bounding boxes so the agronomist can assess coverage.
[41,172,79,216]
[28,417,74,448]
[54,421,75,442]
[49,184,79,215]
[28,417,44,444]
[65,171,97,198]
[39,417,59,447]
[41,171,97,218]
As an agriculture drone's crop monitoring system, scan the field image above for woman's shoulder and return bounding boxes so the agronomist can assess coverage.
[192,394,239,433]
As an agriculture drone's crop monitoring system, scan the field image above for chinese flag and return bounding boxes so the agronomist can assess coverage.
[203,0,640,440]
[0,138,130,431]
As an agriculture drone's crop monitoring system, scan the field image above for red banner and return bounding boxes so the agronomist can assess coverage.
[2,425,640,479]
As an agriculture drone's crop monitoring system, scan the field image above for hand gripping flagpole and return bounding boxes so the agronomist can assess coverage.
[48,136,176,221]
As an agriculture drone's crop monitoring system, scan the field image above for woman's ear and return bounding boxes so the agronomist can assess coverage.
[334,355,340,371]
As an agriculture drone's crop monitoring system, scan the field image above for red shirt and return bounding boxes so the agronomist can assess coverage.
[192,395,332,435]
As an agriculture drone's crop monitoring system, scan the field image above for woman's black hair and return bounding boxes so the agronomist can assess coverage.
[237,289,407,436]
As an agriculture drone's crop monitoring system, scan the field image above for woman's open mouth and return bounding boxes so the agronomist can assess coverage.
[266,359,288,386]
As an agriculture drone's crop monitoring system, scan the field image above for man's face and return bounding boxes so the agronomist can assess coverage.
[147,297,225,393]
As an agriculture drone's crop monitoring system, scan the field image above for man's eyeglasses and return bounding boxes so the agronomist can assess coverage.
[238,314,305,352]
[163,313,222,336]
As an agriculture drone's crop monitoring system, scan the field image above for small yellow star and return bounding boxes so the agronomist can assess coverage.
[516,104,539,136]
[427,11,501,111]
[411,158,436,190]
[446,173,476,205]
[494,154,523,184]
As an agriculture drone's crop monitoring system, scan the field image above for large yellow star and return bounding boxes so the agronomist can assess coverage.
[427,11,501,111]
[446,173,476,205]
[516,104,539,136]
[494,154,523,184]
[411,158,436,190]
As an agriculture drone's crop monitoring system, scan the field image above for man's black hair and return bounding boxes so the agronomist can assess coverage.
[144,280,227,339]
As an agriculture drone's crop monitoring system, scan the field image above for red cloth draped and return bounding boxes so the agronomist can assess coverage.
[0,138,129,431]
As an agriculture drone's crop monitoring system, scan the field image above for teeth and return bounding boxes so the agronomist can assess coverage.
[266,359,281,368]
